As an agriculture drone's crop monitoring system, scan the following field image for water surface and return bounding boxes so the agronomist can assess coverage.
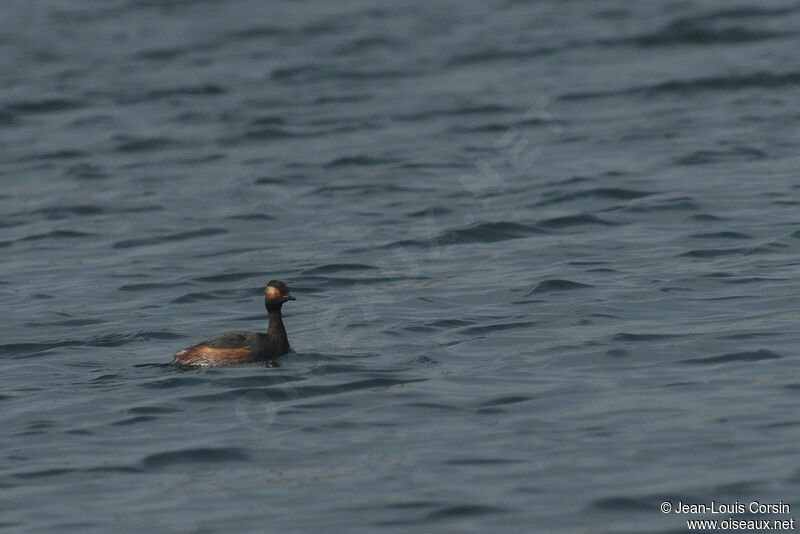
[2,1,800,532]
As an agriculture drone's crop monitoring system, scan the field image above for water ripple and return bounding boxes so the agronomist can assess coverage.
[437,221,543,245]
[525,280,592,295]
[112,228,227,249]
[562,71,800,100]
[141,447,250,469]
[681,349,783,365]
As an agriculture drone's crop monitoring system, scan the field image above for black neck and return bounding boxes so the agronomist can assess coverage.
[266,304,287,342]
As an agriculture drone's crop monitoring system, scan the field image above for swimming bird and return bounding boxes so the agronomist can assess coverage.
[174,280,296,367]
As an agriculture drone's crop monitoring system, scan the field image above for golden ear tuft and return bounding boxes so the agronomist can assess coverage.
[265,285,278,300]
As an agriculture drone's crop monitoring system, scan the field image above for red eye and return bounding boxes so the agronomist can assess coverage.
[274,290,282,297]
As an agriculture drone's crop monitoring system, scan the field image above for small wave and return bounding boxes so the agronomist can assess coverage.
[21,230,95,241]
[333,35,400,55]
[226,213,275,220]
[623,196,699,212]
[297,18,350,37]
[443,458,522,466]
[399,402,460,412]
[134,47,187,62]
[213,373,305,389]
[717,332,773,340]
[229,116,295,141]
[141,447,250,469]
[4,97,83,116]
[227,25,288,41]
[620,9,792,48]
[118,282,187,292]
[193,271,264,283]
[679,243,787,258]
[0,217,23,229]
[146,84,225,100]
[170,291,228,304]
[139,331,184,341]
[110,84,225,104]
[128,406,181,415]
[445,48,551,68]
[525,279,592,295]
[113,415,157,426]
[680,349,781,365]
[537,188,652,205]
[93,373,123,384]
[302,264,376,275]
[112,228,227,249]
[0,340,81,357]
[459,321,538,336]
[272,64,407,83]
[325,155,398,168]
[690,231,751,239]
[448,123,511,134]
[24,330,182,349]
[191,247,261,258]
[426,319,473,329]
[11,465,141,479]
[47,317,107,327]
[140,376,212,389]
[18,149,86,161]
[248,116,286,127]
[285,275,361,288]
[675,146,767,166]
[400,162,471,171]
[479,395,534,407]
[561,71,800,100]
[83,332,149,347]
[538,214,617,229]
[400,325,438,334]
[426,504,507,520]
[30,205,106,218]
[590,496,652,511]
[680,248,747,258]
[313,94,371,105]
[612,333,681,342]
[311,183,419,196]
[220,126,296,144]
[184,377,425,403]
[406,206,452,217]
[437,221,543,245]
[635,27,786,46]
[690,214,726,223]
[677,6,796,24]
[400,103,516,121]
[113,135,181,153]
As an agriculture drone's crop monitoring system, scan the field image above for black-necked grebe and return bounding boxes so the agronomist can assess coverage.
[173,280,296,368]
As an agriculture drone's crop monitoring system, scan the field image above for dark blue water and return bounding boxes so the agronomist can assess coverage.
[3,1,800,532]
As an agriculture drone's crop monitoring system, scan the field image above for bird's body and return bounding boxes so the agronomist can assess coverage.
[173,280,295,368]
